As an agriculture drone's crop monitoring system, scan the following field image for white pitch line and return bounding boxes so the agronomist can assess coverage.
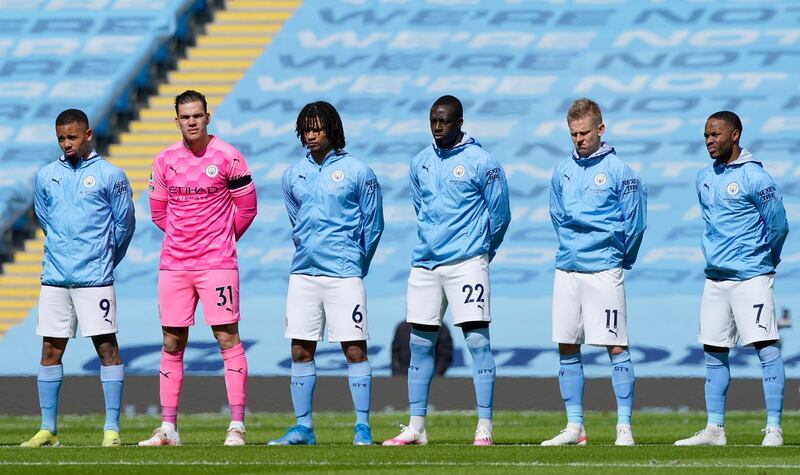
[0,461,799,469]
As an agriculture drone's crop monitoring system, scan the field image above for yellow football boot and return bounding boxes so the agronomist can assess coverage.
[102,430,121,447]
[20,430,60,447]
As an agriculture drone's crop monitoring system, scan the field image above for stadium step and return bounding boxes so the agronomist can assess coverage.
[215,11,293,22]
[148,95,224,110]
[176,59,254,71]
[195,36,272,47]
[0,0,300,341]
[167,71,245,84]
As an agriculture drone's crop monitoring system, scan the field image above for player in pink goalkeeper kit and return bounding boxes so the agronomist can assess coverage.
[139,90,257,447]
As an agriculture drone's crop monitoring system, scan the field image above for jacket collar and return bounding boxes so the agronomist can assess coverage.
[714,148,760,170]
[306,148,347,167]
[432,132,479,158]
[571,142,615,166]
[58,149,100,169]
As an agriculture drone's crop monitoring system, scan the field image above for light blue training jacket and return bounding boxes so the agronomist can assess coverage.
[410,133,511,269]
[697,148,788,281]
[34,150,135,287]
[282,150,384,278]
[550,143,647,272]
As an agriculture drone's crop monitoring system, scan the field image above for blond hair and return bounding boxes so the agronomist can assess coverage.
[567,98,603,125]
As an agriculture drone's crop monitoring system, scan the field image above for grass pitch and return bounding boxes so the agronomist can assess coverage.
[0,411,798,474]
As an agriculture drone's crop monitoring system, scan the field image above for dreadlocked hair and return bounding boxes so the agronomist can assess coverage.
[296,101,346,151]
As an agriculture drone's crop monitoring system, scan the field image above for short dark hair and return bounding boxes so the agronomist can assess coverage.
[296,101,346,151]
[175,89,207,114]
[567,98,603,125]
[55,109,89,128]
[431,95,463,118]
[708,110,742,135]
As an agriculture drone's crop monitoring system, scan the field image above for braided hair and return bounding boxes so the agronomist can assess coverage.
[296,101,346,151]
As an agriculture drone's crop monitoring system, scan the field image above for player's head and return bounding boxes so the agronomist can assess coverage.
[704,111,742,162]
[429,95,463,149]
[296,101,345,155]
[55,109,92,161]
[567,98,605,158]
[174,90,210,144]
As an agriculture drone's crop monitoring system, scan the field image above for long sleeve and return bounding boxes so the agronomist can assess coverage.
[33,171,49,236]
[281,169,299,227]
[751,171,789,267]
[149,154,168,231]
[409,160,422,215]
[232,187,257,241]
[549,165,565,232]
[149,199,167,232]
[227,151,257,240]
[480,156,511,261]
[108,169,136,267]
[358,167,384,276]
[619,165,647,270]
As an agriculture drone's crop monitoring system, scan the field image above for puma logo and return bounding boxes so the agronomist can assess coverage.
[103,316,112,325]
[226,368,244,374]
[758,324,768,332]
[703,183,710,190]
[477,304,484,311]
[169,165,178,174]
[160,371,171,379]
[225,307,233,313]
[51,178,62,185]
[422,165,429,173]
[608,329,618,337]
[355,325,363,331]
[298,175,306,180]
[563,174,570,182]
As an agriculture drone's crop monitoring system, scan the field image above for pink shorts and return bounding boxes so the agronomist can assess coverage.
[158,269,240,327]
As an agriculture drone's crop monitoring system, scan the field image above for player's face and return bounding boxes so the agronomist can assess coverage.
[56,121,92,161]
[176,101,210,143]
[704,118,739,161]
[430,105,463,149]
[303,119,332,154]
[568,115,604,158]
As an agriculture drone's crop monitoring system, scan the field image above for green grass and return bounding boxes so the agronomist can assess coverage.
[1,411,798,474]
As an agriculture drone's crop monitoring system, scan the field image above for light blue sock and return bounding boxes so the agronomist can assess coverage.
[290,361,316,429]
[348,361,371,426]
[464,328,495,420]
[100,364,124,432]
[408,328,437,417]
[610,350,635,425]
[558,353,584,424]
[38,364,63,433]
[757,344,784,428]
[705,351,730,426]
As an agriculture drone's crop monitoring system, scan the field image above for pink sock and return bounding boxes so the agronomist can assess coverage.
[160,349,184,425]
[222,343,248,423]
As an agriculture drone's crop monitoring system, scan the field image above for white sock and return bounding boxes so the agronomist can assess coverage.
[229,421,245,430]
[161,422,177,432]
[409,416,426,432]
[567,421,582,430]
[477,418,492,433]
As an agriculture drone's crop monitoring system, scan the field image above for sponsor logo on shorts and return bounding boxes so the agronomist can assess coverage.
[453,165,466,178]
[332,169,345,182]
[83,175,96,188]
[727,182,739,196]
[206,164,219,178]
[594,173,607,186]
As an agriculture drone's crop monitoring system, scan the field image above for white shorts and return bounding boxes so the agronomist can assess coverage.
[552,268,628,346]
[37,285,118,338]
[699,275,779,347]
[406,254,491,326]
[284,274,368,342]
